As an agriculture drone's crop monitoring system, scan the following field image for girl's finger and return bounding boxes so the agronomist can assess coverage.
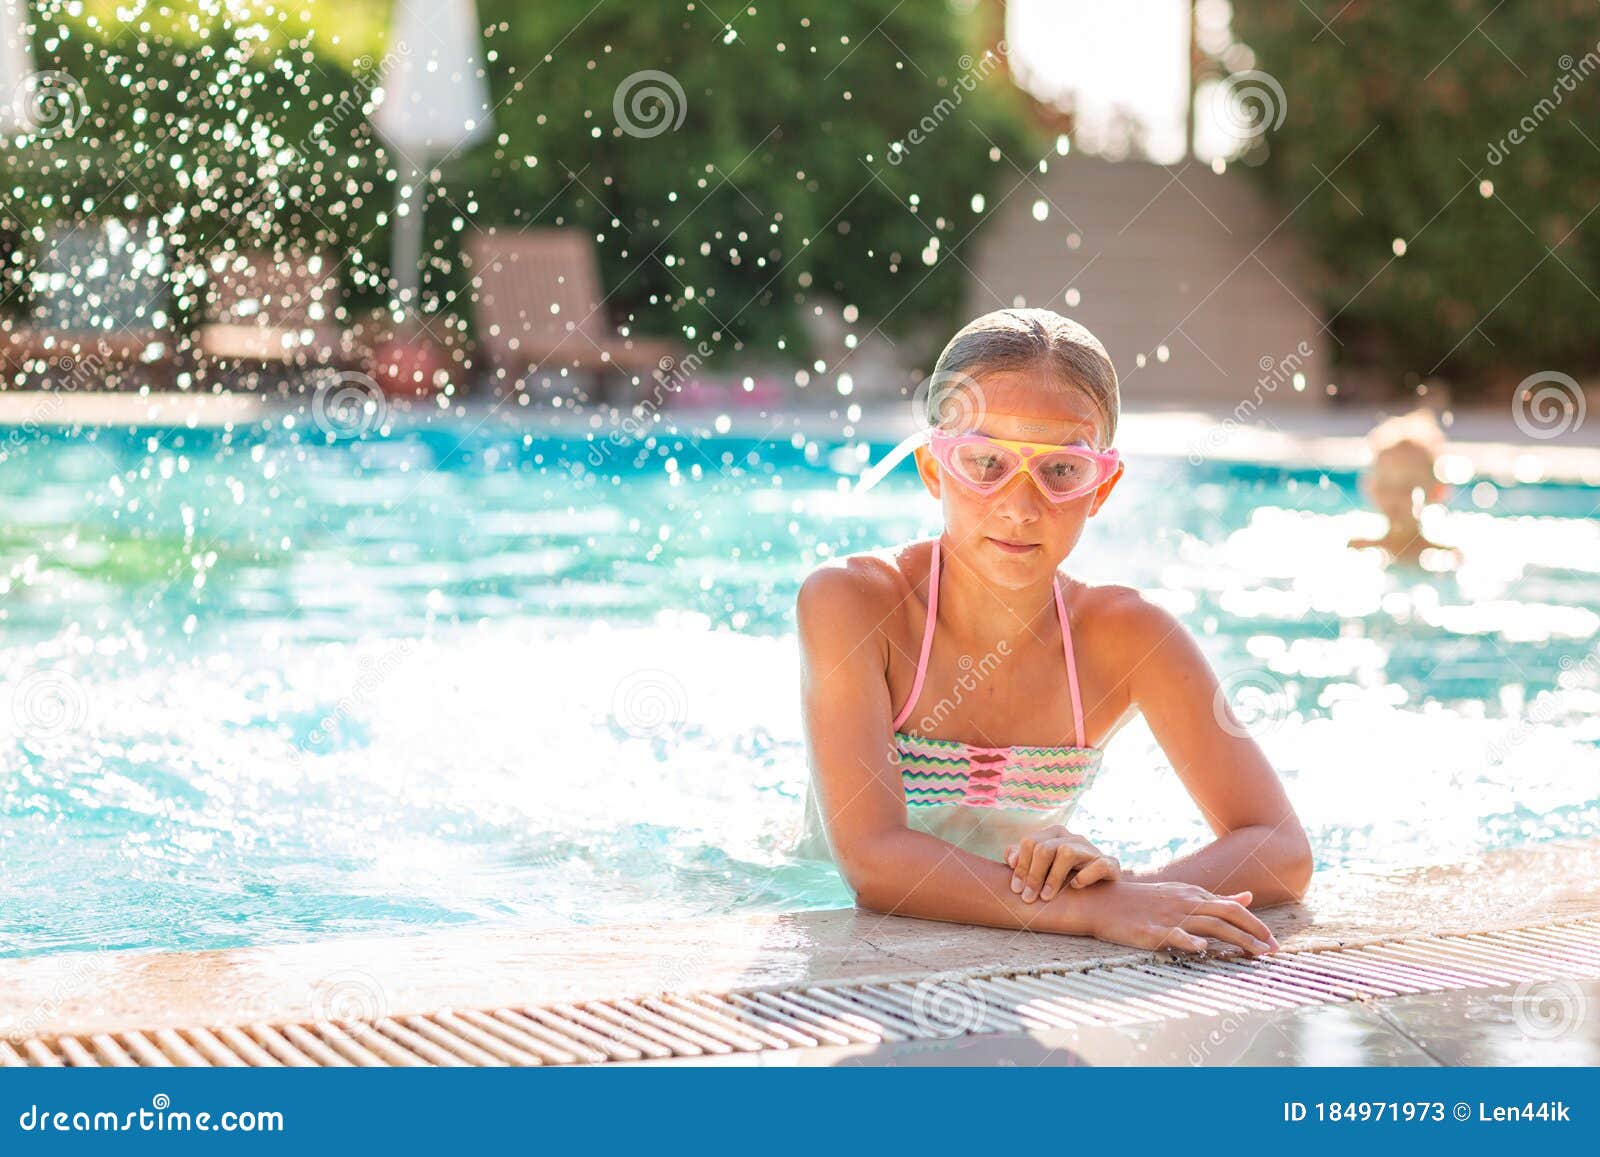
[1038,848,1082,901]
[1008,841,1033,892]
[1197,898,1277,947]
[1183,915,1272,956]
[1069,856,1117,889]
[1020,841,1059,902]
[1158,928,1207,954]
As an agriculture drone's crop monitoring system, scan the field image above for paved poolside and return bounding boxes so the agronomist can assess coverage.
[2,839,1596,1062]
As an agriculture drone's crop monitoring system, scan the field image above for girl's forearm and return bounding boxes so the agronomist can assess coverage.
[1123,824,1312,906]
[843,828,1097,935]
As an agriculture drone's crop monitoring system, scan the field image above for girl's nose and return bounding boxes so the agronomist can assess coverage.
[994,466,1047,515]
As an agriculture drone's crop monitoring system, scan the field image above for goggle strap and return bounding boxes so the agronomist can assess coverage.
[852,427,930,495]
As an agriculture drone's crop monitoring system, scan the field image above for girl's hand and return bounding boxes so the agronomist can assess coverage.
[1075,880,1280,955]
[1003,825,1122,903]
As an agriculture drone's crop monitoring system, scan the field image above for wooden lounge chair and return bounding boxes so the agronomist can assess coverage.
[467,228,677,404]
[195,248,360,370]
[1,219,176,386]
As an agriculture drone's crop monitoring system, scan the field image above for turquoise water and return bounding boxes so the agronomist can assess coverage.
[2,411,1597,959]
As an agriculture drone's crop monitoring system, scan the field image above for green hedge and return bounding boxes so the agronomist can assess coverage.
[0,2,391,331]
[2,0,1032,368]
[462,0,1032,360]
[1228,0,1600,398]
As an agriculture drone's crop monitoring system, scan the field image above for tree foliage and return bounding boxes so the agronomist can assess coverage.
[463,0,1032,359]
[0,1,394,334]
[2,0,1031,371]
[1228,0,1600,397]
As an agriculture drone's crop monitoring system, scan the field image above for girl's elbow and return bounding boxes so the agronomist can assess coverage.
[849,876,897,914]
[843,860,899,913]
[1279,826,1315,900]
[844,869,899,914]
[836,837,901,912]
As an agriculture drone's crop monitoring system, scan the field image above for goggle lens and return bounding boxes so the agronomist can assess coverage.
[1029,449,1103,496]
[948,442,1018,486]
[946,441,1107,497]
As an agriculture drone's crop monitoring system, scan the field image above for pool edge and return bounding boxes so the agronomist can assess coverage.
[3,838,1598,1045]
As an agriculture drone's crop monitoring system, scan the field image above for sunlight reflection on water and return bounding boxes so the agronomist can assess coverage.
[1,421,1596,957]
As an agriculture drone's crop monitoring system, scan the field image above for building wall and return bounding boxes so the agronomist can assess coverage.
[966,153,1331,411]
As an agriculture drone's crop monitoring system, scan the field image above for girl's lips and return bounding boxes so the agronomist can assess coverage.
[987,537,1040,554]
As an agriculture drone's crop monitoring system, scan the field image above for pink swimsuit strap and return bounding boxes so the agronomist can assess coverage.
[890,536,1088,747]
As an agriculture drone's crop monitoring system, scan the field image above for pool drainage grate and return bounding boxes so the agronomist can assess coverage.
[5,917,1598,1066]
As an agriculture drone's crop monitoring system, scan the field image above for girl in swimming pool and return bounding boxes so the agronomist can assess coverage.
[795,308,1311,956]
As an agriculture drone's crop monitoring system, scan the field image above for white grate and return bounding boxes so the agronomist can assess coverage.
[5,917,1597,1067]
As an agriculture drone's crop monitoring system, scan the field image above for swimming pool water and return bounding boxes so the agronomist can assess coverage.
[1,411,1597,958]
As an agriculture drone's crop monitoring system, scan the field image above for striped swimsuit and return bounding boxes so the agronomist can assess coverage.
[795,536,1105,865]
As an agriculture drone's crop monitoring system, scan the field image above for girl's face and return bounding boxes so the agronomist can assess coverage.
[912,369,1122,587]
[1364,443,1442,523]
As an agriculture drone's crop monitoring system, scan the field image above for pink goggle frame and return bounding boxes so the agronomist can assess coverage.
[927,430,1124,503]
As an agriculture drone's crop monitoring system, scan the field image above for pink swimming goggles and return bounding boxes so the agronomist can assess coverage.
[927,430,1123,503]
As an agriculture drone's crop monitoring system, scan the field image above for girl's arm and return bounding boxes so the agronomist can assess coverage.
[1106,593,1314,907]
[797,562,1095,935]
[796,563,1278,955]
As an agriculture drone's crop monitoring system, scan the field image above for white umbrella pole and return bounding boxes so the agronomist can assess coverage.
[1,0,38,137]
[391,165,427,317]
[372,0,492,319]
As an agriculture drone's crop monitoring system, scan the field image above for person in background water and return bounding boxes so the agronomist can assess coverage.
[1346,407,1462,567]
[794,308,1311,957]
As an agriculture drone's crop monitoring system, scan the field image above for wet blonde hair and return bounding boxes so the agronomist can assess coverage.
[923,308,1120,448]
[1368,406,1446,461]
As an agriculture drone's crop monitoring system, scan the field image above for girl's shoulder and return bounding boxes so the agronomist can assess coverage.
[1062,576,1182,648]
[1065,579,1209,701]
[1059,572,1148,619]
[794,540,931,644]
